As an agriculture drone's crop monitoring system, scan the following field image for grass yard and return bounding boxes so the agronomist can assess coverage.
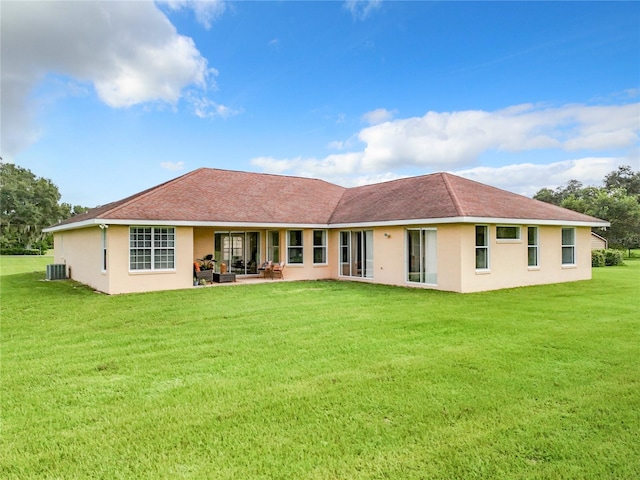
[1,256,639,479]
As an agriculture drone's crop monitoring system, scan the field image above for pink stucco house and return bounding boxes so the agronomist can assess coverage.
[44,168,608,294]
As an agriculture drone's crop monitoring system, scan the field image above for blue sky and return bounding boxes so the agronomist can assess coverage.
[2,0,639,207]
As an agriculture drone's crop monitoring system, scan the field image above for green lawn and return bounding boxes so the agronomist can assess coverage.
[1,257,638,479]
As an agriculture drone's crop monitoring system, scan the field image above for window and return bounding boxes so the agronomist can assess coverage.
[407,228,437,284]
[562,227,575,265]
[313,230,327,264]
[475,225,489,270]
[287,230,303,264]
[339,230,373,278]
[527,227,538,267]
[340,232,350,276]
[267,231,280,263]
[129,227,175,271]
[101,227,107,272]
[496,225,520,240]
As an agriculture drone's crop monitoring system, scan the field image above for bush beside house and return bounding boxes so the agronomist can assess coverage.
[592,249,625,267]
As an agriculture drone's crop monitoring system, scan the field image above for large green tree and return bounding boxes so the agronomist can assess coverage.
[604,165,640,197]
[534,165,640,253]
[1,163,65,252]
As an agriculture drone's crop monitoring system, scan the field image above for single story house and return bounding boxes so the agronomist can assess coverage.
[44,168,609,294]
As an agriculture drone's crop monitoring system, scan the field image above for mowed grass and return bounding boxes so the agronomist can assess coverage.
[1,257,639,479]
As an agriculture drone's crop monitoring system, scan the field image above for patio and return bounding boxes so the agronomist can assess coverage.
[193,274,292,288]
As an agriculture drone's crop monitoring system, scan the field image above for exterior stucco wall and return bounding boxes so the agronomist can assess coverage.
[277,229,334,281]
[194,227,215,261]
[104,226,194,295]
[330,224,592,294]
[56,223,594,295]
[368,226,406,286]
[434,225,464,293]
[459,224,593,293]
[53,227,108,293]
[353,224,463,292]
[56,225,195,295]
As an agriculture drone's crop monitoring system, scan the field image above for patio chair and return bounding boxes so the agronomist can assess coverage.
[258,261,272,278]
[271,262,285,280]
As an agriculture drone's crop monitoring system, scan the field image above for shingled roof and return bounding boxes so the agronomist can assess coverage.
[47,168,607,231]
[328,172,607,225]
[52,168,346,227]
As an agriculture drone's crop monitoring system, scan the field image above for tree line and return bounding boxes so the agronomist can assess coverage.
[0,162,89,254]
[534,165,640,254]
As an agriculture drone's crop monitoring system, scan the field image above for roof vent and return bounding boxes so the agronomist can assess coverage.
[46,264,67,280]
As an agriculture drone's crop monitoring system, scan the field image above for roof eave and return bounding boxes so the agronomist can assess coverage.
[329,216,610,228]
[44,215,609,234]
[43,218,334,232]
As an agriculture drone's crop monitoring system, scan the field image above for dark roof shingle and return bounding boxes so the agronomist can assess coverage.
[50,168,608,229]
[329,172,604,224]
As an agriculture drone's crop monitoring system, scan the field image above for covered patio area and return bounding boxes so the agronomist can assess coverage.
[193,227,283,278]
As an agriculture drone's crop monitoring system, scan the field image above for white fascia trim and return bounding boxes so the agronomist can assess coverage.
[44,215,609,233]
[43,218,331,233]
[329,216,609,228]
[43,219,104,233]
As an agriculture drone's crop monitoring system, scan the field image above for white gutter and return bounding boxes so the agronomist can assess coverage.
[329,216,610,228]
[44,215,609,233]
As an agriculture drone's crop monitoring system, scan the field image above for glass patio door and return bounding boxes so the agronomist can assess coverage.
[214,232,260,275]
[340,230,373,278]
[407,228,437,284]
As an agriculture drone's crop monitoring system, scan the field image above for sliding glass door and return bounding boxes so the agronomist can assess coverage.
[340,230,373,278]
[407,228,437,284]
[214,232,260,275]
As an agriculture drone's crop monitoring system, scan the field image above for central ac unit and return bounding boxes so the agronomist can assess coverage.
[46,264,67,280]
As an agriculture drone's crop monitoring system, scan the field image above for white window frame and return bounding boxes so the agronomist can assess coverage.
[527,226,539,269]
[267,230,280,263]
[287,230,304,264]
[312,230,327,265]
[339,230,373,278]
[561,227,576,266]
[406,228,437,285]
[475,225,490,271]
[496,225,521,242]
[129,226,176,271]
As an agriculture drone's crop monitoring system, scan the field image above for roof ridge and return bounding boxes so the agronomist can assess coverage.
[201,166,344,188]
[441,172,465,216]
[103,168,205,218]
[328,188,350,224]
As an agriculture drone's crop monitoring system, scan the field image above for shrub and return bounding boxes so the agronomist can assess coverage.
[592,250,605,267]
[604,249,625,266]
[0,247,42,255]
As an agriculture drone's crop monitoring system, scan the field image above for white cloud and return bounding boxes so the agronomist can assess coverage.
[1,0,219,157]
[188,94,242,119]
[356,102,639,171]
[251,101,638,194]
[361,108,396,125]
[160,0,226,30]
[351,171,407,187]
[453,157,631,197]
[253,154,632,197]
[252,153,364,181]
[160,161,185,171]
[344,0,383,20]
[251,156,299,175]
